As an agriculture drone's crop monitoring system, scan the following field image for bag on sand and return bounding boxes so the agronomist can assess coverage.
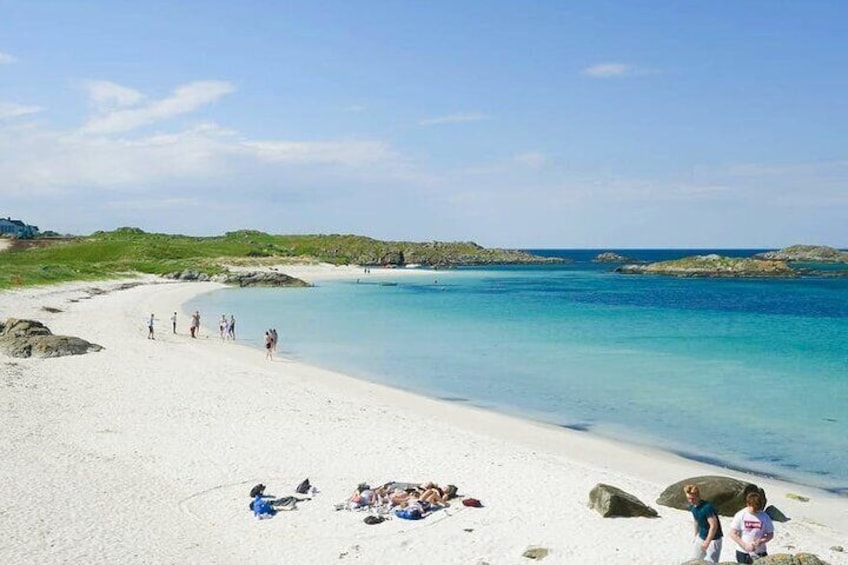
[462,498,483,507]
[249,483,266,498]
[363,515,385,525]
[252,496,276,518]
[295,478,311,494]
[395,508,422,520]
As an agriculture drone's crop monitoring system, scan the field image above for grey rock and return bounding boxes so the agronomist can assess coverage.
[593,252,639,263]
[754,554,831,565]
[213,271,311,287]
[765,504,790,522]
[522,547,550,560]
[657,476,765,516]
[589,483,658,518]
[0,318,103,358]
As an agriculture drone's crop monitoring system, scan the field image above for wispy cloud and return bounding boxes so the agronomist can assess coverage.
[346,104,366,112]
[582,62,634,78]
[0,52,17,64]
[81,80,235,134]
[513,152,547,169]
[241,140,393,166]
[0,78,399,196]
[419,113,490,126]
[0,102,43,119]
[84,80,146,111]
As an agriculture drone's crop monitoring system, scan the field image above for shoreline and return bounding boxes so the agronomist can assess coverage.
[2,271,846,564]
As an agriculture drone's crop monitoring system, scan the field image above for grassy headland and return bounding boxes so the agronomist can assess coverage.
[0,228,559,289]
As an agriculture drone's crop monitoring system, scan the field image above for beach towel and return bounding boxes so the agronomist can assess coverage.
[270,496,305,510]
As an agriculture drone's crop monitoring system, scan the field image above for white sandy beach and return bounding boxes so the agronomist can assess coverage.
[1,267,846,565]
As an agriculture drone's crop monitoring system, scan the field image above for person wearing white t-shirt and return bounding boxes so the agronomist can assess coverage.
[728,491,774,563]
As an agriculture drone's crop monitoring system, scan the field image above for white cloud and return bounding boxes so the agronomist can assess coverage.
[0,97,396,195]
[346,104,365,112]
[419,113,490,126]
[241,140,392,166]
[0,52,17,64]
[81,80,235,134]
[513,152,547,169]
[582,62,633,78]
[84,80,145,111]
[0,102,43,119]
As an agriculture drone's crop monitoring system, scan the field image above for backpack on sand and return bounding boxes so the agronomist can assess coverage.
[295,478,311,494]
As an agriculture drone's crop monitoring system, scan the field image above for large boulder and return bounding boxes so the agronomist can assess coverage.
[588,483,658,518]
[754,554,831,565]
[0,318,103,358]
[657,476,764,516]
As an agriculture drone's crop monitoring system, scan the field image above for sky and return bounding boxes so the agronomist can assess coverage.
[1,0,846,248]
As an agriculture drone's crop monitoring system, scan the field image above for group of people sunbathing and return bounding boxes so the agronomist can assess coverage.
[346,481,459,519]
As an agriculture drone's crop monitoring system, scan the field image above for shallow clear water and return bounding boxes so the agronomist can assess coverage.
[188,250,848,492]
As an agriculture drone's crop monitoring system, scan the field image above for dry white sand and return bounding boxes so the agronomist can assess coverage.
[1,269,846,564]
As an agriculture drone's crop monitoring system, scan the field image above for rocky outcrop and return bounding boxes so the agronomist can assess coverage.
[744,554,830,565]
[163,270,310,287]
[593,252,639,263]
[616,255,796,278]
[657,476,764,517]
[0,318,103,358]
[754,245,848,263]
[211,271,311,288]
[588,484,658,518]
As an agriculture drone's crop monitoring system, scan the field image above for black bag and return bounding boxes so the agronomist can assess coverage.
[249,483,266,498]
[295,478,311,494]
[363,515,385,525]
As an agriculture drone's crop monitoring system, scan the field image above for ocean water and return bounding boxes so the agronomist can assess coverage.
[188,250,848,493]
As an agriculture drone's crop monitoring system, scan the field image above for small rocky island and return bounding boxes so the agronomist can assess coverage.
[754,244,848,263]
[616,254,796,278]
[593,252,641,263]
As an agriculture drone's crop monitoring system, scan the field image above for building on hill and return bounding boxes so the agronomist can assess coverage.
[0,217,40,238]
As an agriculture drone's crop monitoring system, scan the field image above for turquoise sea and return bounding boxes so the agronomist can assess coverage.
[187,250,848,493]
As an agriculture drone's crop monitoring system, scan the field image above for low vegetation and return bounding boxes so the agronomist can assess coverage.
[0,228,556,289]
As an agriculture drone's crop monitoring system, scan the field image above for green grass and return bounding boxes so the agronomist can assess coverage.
[0,228,544,289]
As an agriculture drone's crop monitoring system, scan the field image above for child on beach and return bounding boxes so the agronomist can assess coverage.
[728,491,774,563]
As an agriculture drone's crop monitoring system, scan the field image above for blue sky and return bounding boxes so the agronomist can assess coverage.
[1,1,846,247]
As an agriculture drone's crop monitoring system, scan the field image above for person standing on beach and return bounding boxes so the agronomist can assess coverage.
[264,331,273,360]
[728,491,774,563]
[228,314,236,340]
[147,314,155,340]
[190,311,200,338]
[685,484,723,563]
[219,315,227,340]
[171,312,177,334]
[271,328,278,353]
